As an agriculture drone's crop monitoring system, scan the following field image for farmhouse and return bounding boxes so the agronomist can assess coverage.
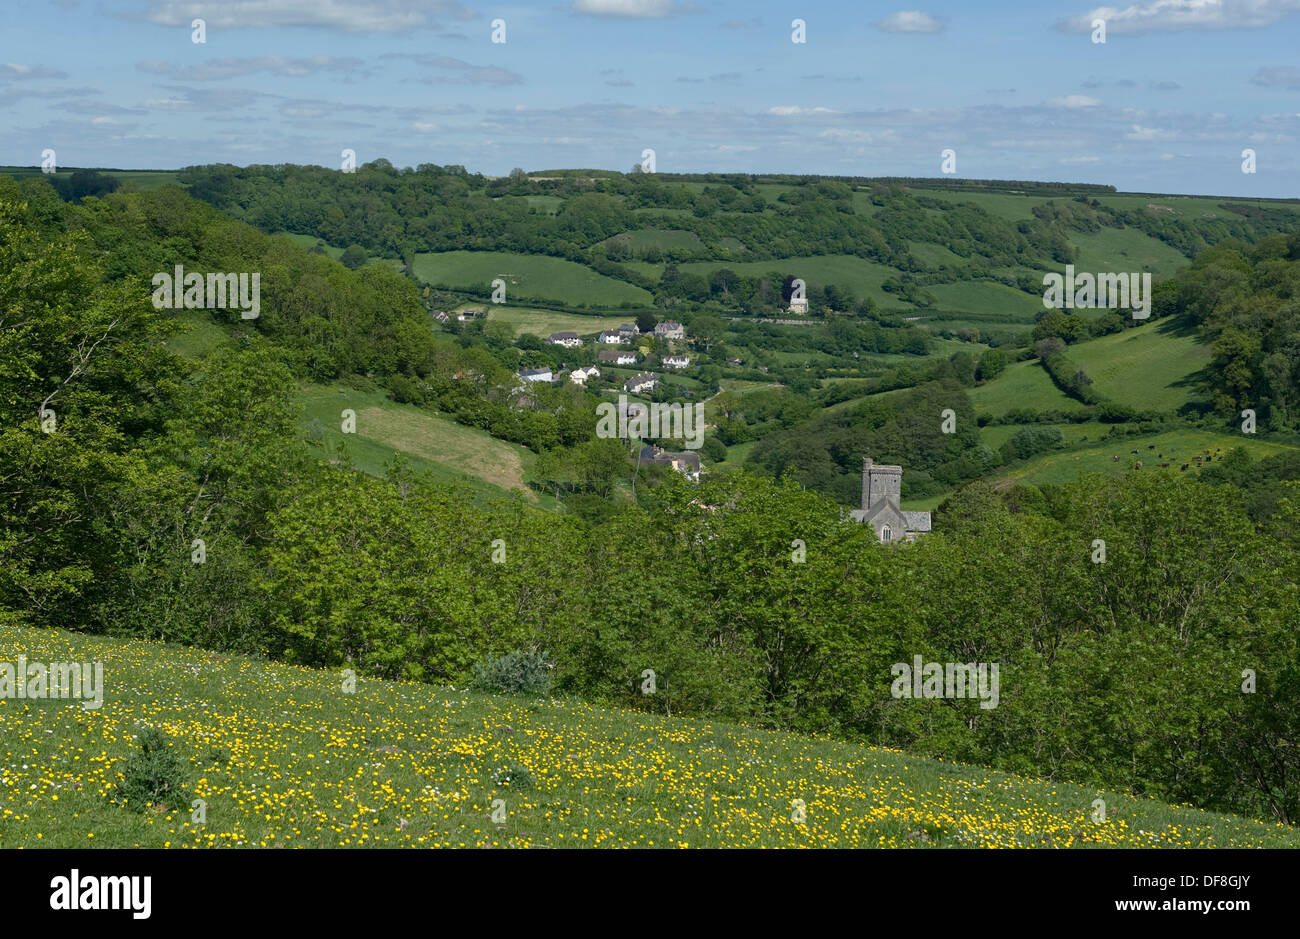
[569,366,600,385]
[640,444,701,481]
[517,367,553,383]
[623,372,658,394]
[598,349,638,366]
[458,309,485,322]
[548,331,583,348]
[432,310,449,324]
[848,457,931,544]
[662,354,691,369]
[654,320,685,340]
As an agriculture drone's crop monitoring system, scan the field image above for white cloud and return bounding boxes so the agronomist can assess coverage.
[137,56,365,81]
[1046,95,1102,108]
[766,105,835,115]
[1252,66,1300,89]
[1060,0,1300,35]
[137,0,476,33]
[412,122,439,132]
[875,11,944,32]
[571,0,678,17]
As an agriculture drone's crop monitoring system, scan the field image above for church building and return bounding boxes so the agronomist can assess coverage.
[849,457,931,544]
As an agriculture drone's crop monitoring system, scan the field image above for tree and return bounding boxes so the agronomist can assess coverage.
[340,244,367,270]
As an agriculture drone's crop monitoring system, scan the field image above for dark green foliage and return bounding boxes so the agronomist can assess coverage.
[472,649,554,696]
[116,728,188,810]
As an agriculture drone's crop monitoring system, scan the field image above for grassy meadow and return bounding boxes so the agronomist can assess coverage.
[412,251,653,307]
[3,624,1296,849]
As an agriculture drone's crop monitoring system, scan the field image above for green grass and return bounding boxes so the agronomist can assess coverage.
[916,189,1040,222]
[926,281,1045,321]
[412,251,653,307]
[161,310,234,359]
[1066,320,1209,412]
[992,429,1300,489]
[968,359,1086,418]
[1069,227,1192,280]
[5,622,1296,848]
[601,229,705,257]
[522,195,563,214]
[299,383,553,507]
[465,304,629,338]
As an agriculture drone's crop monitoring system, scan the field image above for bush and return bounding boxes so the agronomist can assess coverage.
[116,727,188,810]
[471,649,553,696]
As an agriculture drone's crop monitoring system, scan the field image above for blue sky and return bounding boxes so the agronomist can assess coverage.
[3,0,1299,195]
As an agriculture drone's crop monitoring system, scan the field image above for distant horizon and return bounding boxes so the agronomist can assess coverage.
[8,160,1300,203]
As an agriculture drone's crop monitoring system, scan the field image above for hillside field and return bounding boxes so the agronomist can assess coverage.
[412,251,653,307]
[3,624,1296,849]
[299,384,549,505]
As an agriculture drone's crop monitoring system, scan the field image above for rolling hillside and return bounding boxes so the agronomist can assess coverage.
[3,623,1296,849]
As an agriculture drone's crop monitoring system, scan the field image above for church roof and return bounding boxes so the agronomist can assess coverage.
[902,511,932,533]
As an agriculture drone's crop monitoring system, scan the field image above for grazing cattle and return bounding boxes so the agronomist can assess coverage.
[1180,464,1188,471]
[1131,450,1139,455]
[1148,445,1155,449]
[1136,461,1143,469]
[1113,455,1119,461]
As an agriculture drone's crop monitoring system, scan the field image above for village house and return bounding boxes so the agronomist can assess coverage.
[547,331,583,348]
[431,310,449,324]
[654,320,685,341]
[848,457,931,544]
[726,356,743,366]
[623,372,658,394]
[517,366,553,384]
[458,309,485,322]
[569,366,600,385]
[617,323,641,342]
[640,444,702,482]
[598,330,625,344]
[598,349,638,366]
[662,354,691,369]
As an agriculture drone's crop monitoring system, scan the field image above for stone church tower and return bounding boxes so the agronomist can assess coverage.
[849,457,931,544]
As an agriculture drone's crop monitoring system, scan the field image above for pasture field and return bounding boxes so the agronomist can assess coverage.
[1068,227,1192,280]
[926,281,1047,320]
[968,359,1086,417]
[913,188,1040,222]
[412,251,653,307]
[991,429,1300,489]
[299,384,549,506]
[461,304,629,338]
[4,623,1296,848]
[601,228,706,256]
[1066,321,1209,413]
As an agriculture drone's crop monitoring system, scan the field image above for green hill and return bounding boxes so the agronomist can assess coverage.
[3,623,1295,849]
[1066,320,1209,413]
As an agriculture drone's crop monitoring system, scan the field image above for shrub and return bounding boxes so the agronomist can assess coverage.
[472,649,553,696]
[116,727,188,810]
